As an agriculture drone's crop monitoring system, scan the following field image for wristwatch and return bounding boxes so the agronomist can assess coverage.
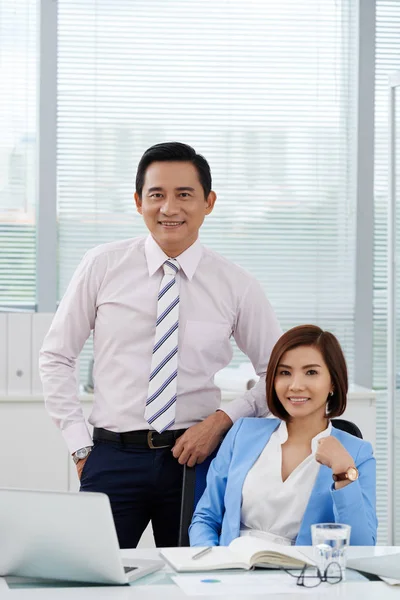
[72,446,92,464]
[332,466,359,482]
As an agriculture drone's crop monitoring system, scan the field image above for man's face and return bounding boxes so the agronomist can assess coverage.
[135,161,216,257]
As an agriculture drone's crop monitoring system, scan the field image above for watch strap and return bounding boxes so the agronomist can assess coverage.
[72,446,92,464]
[332,466,359,482]
[332,472,348,482]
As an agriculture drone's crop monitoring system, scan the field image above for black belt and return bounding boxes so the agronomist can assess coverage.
[93,427,186,449]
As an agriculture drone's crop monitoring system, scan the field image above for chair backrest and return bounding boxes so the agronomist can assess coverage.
[331,418,363,439]
[178,447,219,546]
[178,418,363,546]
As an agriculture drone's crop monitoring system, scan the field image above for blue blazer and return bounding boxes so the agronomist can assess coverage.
[189,418,377,547]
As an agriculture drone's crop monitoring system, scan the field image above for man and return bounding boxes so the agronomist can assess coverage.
[40,142,281,549]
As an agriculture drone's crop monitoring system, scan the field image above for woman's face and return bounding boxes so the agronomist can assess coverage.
[274,345,333,421]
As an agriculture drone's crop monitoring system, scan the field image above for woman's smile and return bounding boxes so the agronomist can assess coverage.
[287,396,310,405]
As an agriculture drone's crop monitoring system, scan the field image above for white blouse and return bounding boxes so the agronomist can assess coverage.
[240,420,332,545]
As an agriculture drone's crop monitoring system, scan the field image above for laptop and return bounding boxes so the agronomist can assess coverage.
[0,488,164,585]
[348,552,400,581]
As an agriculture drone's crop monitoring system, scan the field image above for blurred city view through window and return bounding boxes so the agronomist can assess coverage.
[56,0,356,376]
[0,0,356,376]
[0,0,36,309]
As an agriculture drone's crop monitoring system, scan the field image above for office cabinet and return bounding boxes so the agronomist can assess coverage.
[0,401,68,491]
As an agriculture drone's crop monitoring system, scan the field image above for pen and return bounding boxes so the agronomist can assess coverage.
[192,547,212,560]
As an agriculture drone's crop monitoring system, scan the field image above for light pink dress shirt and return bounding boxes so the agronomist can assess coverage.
[40,235,281,454]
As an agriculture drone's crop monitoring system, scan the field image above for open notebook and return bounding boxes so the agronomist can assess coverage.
[161,536,315,572]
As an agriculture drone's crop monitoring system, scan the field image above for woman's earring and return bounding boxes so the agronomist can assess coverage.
[329,390,334,397]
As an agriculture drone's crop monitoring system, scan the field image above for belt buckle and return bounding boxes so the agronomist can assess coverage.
[147,431,169,449]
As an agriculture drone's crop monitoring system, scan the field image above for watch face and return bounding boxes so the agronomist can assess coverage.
[76,448,88,459]
[347,467,358,481]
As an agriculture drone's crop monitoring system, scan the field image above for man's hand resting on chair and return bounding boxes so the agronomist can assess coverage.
[172,411,232,467]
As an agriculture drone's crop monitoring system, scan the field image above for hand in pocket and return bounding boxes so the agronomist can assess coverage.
[76,456,90,480]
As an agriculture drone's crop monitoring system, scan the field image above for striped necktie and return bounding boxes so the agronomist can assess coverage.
[145,258,180,432]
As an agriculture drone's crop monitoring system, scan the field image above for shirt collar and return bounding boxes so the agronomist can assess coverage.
[277,420,332,455]
[144,234,203,281]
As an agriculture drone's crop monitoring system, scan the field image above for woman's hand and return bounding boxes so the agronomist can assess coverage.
[315,436,356,487]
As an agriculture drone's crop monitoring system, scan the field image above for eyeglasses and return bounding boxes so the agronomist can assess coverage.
[282,562,343,588]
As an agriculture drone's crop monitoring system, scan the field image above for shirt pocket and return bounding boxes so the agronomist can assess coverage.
[180,320,230,374]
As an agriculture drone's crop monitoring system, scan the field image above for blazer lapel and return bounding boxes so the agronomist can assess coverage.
[295,465,333,544]
[226,422,278,541]
[296,427,347,544]
[296,458,340,546]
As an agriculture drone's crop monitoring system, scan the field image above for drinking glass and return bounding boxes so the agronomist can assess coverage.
[311,523,351,580]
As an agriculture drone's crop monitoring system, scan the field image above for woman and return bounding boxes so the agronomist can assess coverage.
[189,325,377,547]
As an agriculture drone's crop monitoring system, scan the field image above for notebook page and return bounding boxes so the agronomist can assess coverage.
[160,546,247,571]
[229,536,314,566]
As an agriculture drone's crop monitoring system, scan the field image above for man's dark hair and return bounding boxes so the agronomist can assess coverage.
[135,142,212,199]
[266,324,348,421]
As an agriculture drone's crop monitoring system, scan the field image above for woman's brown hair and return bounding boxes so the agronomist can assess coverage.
[266,325,348,421]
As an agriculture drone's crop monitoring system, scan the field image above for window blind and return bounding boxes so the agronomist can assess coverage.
[396,87,400,545]
[374,0,400,544]
[0,0,37,310]
[57,0,356,391]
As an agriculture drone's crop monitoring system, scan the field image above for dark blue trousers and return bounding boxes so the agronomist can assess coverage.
[80,440,183,549]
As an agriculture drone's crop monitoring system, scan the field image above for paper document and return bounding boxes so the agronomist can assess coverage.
[172,569,369,596]
[172,572,322,596]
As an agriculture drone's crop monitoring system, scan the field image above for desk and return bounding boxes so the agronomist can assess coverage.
[0,547,399,599]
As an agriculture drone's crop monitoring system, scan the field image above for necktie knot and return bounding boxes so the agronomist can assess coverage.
[163,258,180,276]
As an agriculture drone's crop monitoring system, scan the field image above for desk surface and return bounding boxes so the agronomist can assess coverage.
[1,547,399,599]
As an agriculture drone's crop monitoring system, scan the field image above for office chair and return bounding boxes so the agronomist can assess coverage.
[178,418,363,546]
[178,446,219,546]
[331,418,363,439]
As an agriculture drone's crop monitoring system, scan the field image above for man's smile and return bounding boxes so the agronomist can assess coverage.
[158,220,185,228]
